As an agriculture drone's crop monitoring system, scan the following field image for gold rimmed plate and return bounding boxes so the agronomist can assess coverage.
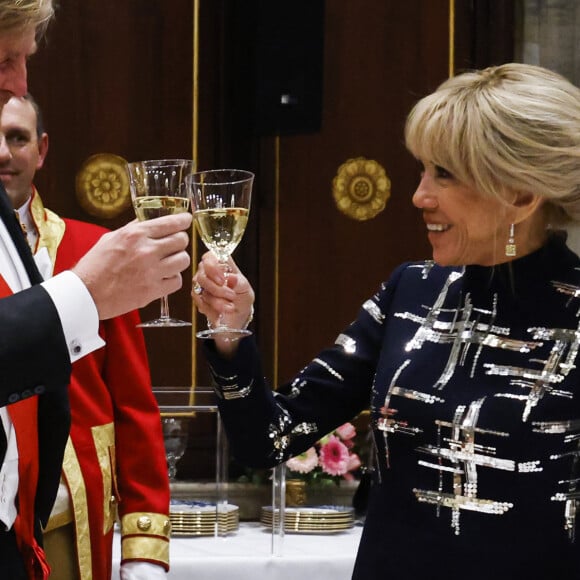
[169,500,239,536]
[170,500,238,514]
[261,505,354,522]
[260,505,354,534]
[170,523,239,532]
[262,505,354,516]
[261,522,353,535]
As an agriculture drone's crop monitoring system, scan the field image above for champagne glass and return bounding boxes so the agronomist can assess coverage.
[188,169,254,340]
[162,417,189,481]
[127,159,195,327]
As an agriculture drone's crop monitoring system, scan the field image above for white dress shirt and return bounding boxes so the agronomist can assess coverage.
[13,203,160,578]
[0,212,103,530]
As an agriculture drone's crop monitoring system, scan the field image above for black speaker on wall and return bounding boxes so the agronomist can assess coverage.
[253,0,325,136]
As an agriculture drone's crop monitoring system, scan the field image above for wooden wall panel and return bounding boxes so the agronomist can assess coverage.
[455,0,515,72]
[27,0,194,388]
[12,0,519,481]
[21,0,517,395]
[252,0,516,386]
[262,0,449,384]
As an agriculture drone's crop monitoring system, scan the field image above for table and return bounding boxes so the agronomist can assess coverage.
[112,521,363,580]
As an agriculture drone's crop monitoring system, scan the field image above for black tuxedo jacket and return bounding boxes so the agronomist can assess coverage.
[0,183,71,528]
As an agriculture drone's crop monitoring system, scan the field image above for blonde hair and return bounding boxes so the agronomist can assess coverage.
[0,0,54,38]
[404,63,580,226]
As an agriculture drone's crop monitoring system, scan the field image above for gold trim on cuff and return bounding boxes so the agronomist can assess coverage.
[121,512,171,538]
[121,535,170,568]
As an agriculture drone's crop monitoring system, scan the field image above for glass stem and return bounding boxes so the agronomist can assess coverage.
[160,295,170,320]
[216,260,231,328]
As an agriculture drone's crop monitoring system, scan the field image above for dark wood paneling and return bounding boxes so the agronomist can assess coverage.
[261,0,449,384]
[23,0,517,395]
[27,0,194,387]
[252,0,516,386]
[455,0,516,72]
[17,0,520,481]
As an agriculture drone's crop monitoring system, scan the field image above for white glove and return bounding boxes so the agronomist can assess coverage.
[120,562,166,579]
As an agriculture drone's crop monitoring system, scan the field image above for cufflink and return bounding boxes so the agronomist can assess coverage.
[69,339,82,356]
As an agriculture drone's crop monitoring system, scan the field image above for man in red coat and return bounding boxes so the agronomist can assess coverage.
[1,94,171,579]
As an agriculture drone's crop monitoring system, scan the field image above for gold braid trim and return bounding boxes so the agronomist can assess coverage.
[29,187,65,265]
[61,438,94,580]
[90,423,117,533]
[121,512,171,537]
[33,192,91,577]
[121,513,171,568]
[43,508,72,532]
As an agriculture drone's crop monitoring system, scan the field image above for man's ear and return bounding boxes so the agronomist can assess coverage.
[36,132,49,170]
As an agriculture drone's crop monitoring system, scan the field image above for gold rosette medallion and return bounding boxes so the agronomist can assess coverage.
[332,157,391,221]
[75,153,131,218]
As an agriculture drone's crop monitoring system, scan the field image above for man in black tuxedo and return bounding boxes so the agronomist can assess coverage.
[0,1,192,577]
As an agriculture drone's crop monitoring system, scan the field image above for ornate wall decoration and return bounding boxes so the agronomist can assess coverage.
[332,157,391,221]
[75,153,131,219]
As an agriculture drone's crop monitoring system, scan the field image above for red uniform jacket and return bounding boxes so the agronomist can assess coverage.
[32,192,171,580]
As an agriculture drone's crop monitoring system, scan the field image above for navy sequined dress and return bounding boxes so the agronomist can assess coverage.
[205,235,580,579]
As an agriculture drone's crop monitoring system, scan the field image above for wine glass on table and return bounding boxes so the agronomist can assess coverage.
[187,169,254,340]
[127,159,195,327]
[162,417,189,481]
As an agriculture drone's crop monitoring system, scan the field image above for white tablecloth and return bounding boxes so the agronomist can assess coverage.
[112,521,363,580]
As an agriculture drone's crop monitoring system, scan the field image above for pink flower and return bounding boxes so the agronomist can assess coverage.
[319,435,350,476]
[286,447,318,474]
[335,422,356,441]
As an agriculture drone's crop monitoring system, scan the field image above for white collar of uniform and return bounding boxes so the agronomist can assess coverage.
[15,196,39,252]
[14,196,51,278]
[14,197,32,231]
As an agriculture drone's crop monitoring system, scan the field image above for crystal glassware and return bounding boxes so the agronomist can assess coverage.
[188,169,254,340]
[127,159,195,327]
[162,416,189,481]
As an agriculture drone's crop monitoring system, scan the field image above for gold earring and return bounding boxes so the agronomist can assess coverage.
[505,223,516,257]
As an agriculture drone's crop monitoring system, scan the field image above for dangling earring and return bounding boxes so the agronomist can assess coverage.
[505,223,516,257]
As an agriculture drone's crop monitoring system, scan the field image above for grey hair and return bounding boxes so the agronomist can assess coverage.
[404,63,580,227]
[0,0,55,39]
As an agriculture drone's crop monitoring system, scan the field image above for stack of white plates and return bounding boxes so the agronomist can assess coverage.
[169,499,239,536]
[260,505,355,534]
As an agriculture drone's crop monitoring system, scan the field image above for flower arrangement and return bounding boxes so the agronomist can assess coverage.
[285,422,362,486]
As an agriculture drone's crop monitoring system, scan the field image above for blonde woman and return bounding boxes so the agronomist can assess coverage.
[194,63,580,579]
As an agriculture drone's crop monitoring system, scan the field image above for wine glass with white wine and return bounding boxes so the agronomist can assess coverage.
[127,159,195,327]
[188,169,254,340]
